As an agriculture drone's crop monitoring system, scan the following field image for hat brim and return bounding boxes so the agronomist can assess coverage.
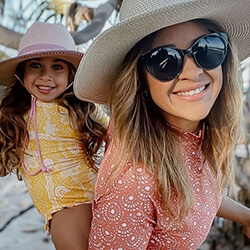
[74,0,250,104]
[0,50,83,86]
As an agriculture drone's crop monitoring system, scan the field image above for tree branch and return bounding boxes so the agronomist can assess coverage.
[0,24,23,50]
[71,0,122,45]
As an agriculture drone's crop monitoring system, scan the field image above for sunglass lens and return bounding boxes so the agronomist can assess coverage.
[194,35,227,70]
[145,48,183,81]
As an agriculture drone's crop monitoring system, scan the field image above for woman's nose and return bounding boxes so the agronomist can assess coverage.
[178,55,203,81]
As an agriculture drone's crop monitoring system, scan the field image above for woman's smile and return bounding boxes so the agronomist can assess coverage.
[145,22,223,131]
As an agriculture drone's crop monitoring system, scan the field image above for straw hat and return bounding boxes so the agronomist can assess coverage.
[0,21,83,86]
[74,0,250,104]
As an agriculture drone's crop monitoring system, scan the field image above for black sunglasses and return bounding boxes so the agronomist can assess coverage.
[140,32,228,82]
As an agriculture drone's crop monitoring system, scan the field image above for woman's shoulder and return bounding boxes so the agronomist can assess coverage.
[96,144,159,198]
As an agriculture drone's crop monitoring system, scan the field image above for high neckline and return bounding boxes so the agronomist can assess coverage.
[166,122,205,140]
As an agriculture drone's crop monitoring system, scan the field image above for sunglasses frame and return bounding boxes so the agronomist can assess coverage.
[140,32,228,82]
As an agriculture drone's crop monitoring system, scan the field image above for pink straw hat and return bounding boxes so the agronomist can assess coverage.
[0,21,83,86]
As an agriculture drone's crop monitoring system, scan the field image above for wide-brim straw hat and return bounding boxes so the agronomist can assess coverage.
[0,21,83,86]
[74,0,250,104]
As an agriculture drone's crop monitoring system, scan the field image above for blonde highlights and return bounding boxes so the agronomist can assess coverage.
[108,19,242,219]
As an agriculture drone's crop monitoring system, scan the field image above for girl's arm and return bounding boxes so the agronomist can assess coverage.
[216,196,250,237]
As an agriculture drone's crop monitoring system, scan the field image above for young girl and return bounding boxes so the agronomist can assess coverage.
[74,0,250,249]
[0,22,108,249]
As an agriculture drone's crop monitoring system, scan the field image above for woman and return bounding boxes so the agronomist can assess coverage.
[74,0,250,249]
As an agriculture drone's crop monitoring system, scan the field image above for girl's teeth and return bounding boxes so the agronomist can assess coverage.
[177,86,205,96]
[38,86,52,90]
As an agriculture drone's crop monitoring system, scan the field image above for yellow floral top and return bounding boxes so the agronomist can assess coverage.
[21,99,109,230]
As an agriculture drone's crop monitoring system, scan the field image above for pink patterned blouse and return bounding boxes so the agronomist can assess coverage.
[89,126,223,249]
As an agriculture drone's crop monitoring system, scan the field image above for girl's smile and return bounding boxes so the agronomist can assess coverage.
[24,57,70,102]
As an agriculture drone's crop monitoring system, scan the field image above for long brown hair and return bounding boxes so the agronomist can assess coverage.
[0,60,107,180]
[108,19,242,219]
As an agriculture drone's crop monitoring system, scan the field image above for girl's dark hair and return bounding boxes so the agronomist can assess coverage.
[0,60,107,179]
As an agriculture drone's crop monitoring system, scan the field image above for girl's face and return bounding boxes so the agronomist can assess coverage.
[143,21,223,132]
[23,57,70,102]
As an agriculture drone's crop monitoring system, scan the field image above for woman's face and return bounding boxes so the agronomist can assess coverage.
[143,21,223,132]
[23,57,70,102]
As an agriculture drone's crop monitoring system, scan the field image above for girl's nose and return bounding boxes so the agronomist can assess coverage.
[39,67,52,81]
[178,55,203,81]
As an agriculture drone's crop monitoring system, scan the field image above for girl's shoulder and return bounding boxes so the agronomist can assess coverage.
[93,104,110,129]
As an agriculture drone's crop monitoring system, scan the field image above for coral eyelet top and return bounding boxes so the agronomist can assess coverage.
[89,125,223,249]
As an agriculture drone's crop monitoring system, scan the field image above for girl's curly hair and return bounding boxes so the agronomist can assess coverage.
[0,60,107,180]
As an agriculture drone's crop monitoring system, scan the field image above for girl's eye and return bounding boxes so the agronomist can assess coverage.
[30,62,41,68]
[53,64,63,70]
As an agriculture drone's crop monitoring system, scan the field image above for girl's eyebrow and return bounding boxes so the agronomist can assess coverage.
[54,59,65,62]
[53,59,68,64]
[28,58,66,63]
[29,58,40,61]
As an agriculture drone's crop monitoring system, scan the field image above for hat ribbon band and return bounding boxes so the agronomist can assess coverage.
[21,96,51,175]
[19,44,68,56]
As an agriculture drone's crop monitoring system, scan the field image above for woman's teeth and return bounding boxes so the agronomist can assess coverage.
[177,85,206,96]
